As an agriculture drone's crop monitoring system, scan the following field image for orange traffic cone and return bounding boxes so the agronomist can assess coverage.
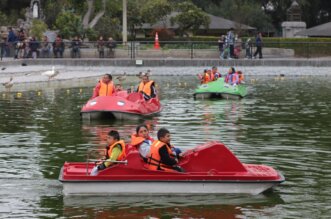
[154,32,160,49]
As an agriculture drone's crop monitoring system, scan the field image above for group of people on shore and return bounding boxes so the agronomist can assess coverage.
[200,66,244,85]
[0,27,116,59]
[218,29,263,60]
[90,125,184,176]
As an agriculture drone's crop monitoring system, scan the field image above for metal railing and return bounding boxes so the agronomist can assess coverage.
[1,41,331,60]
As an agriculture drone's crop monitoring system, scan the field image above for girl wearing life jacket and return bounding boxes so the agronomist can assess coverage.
[224,67,238,85]
[90,130,126,176]
[146,128,184,172]
[130,124,154,161]
[137,75,156,100]
[91,73,115,99]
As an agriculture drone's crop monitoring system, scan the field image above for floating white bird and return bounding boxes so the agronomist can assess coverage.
[116,72,127,82]
[42,66,60,80]
[2,77,14,91]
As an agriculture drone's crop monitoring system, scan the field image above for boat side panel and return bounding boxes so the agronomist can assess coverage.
[62,181,280,196]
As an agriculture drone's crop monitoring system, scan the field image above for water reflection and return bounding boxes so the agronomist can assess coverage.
[81,118,159,149]
[61,193,284,218]
[1,74,331,218]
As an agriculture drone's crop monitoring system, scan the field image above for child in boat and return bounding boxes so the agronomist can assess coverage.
[130,124,154,161]
[212,66,222,80]
[224,67,239,85]
[237,71,245,84]
[146,128,184,172]
[115,83,123,92]
[90,130,126,176]
[201,69,214,84]
[136,74,157,101]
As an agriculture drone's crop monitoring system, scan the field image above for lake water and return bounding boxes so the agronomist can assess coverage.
[0,70,330,218]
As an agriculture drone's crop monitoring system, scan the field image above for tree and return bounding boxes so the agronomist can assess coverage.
[55,12,84,38]
[207,0,274,34]
[94,15,121,39]
[30,19,48,40]
[170,1,210,36]
[127,0,145,39]
[141,0,172,25]
[0,11,9,27]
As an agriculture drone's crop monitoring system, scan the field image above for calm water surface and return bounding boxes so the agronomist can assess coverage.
[0,73,330,218]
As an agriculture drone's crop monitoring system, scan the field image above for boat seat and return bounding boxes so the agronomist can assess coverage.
[126,92,143,102]
[125,150,146,169]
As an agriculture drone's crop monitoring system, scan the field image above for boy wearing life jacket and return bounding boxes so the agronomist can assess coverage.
[237,71,245,84]
[146,128,184,172]
[212,66,222,80]
[137,74,156,101]
[91,73,115,99]
[90,130,126,176]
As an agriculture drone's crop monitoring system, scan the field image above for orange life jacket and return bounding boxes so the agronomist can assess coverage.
[130,134,153,146]
[138,80,154,96]
[99,80,114,96]
[146,140,176,172]
[202,71,214,84]
[238,74,244,83]
[106,140,126,161]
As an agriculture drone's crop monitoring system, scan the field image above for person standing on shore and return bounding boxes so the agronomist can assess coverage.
[227,28,235,59]
[253,32,263,59]
[218,35,224,59]
[97,36,105,58]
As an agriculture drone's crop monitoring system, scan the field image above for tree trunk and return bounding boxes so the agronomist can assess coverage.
[88,10,105,28]
[83,0,95,29]
[83,0,106,29]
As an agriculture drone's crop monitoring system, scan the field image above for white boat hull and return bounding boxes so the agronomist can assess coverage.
[62,181,280,196]
[81,111,160,120]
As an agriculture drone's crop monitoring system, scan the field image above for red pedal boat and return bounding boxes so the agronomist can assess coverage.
[59,142,285,195]
[80,91,162,120]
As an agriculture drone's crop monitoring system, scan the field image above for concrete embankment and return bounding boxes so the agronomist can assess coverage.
[1,58,331,67]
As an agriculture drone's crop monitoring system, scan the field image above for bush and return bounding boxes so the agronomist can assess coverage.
[30,19,48,40]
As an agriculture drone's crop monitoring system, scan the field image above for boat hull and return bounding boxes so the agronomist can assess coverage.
[80,91,161,120]
[59,142,285,195]
[61,179,283,196]
[81,110,160,120]
[194,78,247,100]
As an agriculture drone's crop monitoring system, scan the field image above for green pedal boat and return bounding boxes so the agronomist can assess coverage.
[193,78,248,100]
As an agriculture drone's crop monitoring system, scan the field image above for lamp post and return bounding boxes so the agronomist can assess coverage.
[122,0,127,45]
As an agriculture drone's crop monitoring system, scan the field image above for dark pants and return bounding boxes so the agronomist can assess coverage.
[229,45,234,58]
[254,46,263,58]
[53,47,64,58]
[99,49,104,58]
[71,47,80,58]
